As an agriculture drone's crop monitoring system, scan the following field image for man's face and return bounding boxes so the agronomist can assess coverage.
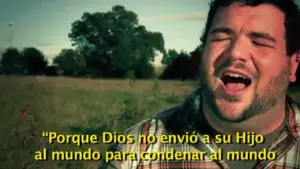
[200,3,292,122]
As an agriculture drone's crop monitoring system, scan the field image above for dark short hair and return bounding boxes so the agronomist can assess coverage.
[200,0,300,56]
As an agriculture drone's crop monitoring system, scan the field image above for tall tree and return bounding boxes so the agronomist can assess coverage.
[68,5,165,78]
[186,45,202,80]
[161,49,179,66]
[53,49,87,76]
[22,47,48,75]
[0,48,23,75]
[160,50,190,80]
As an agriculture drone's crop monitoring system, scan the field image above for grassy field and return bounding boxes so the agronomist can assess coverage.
[0,76,299,169]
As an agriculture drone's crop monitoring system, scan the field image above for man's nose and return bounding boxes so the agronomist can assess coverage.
[225,37,250,62]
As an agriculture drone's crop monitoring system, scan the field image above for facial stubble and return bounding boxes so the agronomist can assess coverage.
[199,63,290,123]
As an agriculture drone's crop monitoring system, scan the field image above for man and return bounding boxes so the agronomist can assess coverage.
[100,0,300,168]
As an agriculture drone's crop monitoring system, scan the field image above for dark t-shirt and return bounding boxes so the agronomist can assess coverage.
[218,120,286,169]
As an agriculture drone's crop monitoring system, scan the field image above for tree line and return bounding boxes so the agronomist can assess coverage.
[0,5,299,83]
[0,45,202,80]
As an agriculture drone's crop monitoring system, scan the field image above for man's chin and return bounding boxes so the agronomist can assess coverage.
[216,112,249,123]
[202,82,256,122]
[214,100,253,123]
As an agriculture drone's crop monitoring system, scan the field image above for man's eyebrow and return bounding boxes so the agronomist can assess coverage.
[209,27,235,35]
[249,32,277,43]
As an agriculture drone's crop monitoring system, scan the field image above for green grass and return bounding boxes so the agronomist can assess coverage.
[0,76,299,169]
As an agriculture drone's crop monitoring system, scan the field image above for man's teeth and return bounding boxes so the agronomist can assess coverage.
[224,72,247,79]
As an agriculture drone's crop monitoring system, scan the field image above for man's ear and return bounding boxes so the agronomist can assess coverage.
[289,52,300,83]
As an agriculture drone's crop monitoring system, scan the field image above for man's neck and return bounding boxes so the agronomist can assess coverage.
[202,96,287,136]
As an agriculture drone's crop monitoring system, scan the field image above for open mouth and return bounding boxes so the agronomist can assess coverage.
[220,72,252,93]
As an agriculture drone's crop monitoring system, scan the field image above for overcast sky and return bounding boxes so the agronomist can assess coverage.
[0,0,299,62]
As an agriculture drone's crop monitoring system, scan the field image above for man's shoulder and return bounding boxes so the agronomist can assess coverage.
[124,106,181,136]
[288,96,300,139]
[289,96,300,119]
